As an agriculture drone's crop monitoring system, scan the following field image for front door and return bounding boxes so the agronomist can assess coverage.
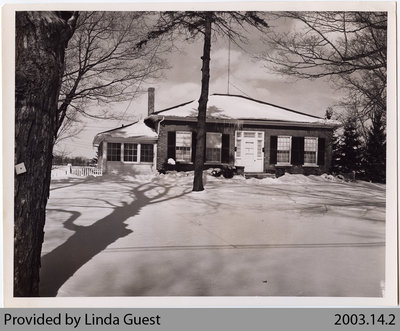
[235,131,264,172]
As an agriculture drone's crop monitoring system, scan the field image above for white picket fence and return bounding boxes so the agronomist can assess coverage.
[51,165,103,178]
[71,166,103,177]
[51,165,71,178]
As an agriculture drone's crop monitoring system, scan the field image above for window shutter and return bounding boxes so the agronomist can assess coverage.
[291,137,304,165]
[299,137,305,165]
[298,137,304,165]
[291,137,299,165]
[270,136,277,164]
[221,134,230,163]
[191,131,197,162]
[167,131,176,159]
[317,138,325,165]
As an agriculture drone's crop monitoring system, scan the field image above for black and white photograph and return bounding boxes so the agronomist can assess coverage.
[3,1,397,306]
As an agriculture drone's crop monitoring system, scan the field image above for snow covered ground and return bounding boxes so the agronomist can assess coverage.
[40,172,385,298]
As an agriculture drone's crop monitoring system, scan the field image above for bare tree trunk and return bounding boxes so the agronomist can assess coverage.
[193,15,212,192]
[14,11,77,297]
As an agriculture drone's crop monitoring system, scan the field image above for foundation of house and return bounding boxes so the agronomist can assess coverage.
[244,172,276,179]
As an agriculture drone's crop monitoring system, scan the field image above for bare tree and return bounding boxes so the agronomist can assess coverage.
[260,12,387,181]
[139,11,269,191]
[52,145,72,165]
[15,11,78,296]
[54,110,85,146]
[56,11,168,140]
[260,11,387,129]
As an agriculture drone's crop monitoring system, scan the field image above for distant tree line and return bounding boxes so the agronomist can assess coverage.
[52,153,97,166]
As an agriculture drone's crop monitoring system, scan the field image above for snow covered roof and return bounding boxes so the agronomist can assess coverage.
[93,120,158,146]
[147,94,339,127]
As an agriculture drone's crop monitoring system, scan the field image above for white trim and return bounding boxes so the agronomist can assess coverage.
[234,131,241,159]
[137,144,141,163]
[153,143,157,169]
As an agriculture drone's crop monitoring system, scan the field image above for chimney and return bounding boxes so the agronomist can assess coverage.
[148,87,155,115]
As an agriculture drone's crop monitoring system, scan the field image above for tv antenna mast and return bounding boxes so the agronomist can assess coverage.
[227,36,231,95]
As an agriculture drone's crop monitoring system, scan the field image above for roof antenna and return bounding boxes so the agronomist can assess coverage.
[227,35,231,95]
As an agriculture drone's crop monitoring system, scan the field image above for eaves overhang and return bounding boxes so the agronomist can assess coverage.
[145,115,341,130]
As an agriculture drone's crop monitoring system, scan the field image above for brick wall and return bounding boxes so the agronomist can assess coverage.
[157,120,333,175]
[157,121,237,171]
[261,126,333,175]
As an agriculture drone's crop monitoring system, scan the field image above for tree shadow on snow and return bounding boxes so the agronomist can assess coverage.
[39,181,190,297]
[50,174,130,192]
[251,183,385,220]
[49,177,95,191]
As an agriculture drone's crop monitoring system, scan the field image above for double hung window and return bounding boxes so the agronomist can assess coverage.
[176,131,192,162]
[271,135,323,167]
[304,137,318,165]
[277,136,291,164]
[206,132,222,162]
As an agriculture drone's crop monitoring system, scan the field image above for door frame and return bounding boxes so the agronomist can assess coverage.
[234,130,265,172]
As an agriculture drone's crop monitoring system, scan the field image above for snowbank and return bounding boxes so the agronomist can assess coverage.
[51,170,385,191]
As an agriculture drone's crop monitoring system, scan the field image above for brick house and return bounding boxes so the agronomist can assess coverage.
[144,93,339,176]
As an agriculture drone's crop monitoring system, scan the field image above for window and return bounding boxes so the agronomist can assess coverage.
[244,132,256,138]
[124,143,138,162]
[176,131,192,162]
[236,132,242,158]
[107,143,121,161]
[277,136,291,164]
[140,144,154,163]
[304,137,318,165]
[257,133,263,158]
[206,132,222,162]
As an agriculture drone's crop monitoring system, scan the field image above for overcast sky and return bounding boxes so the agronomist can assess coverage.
[56,14,342,158]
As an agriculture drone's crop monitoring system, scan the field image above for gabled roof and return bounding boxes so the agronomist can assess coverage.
[93,120,157,146]
[148,94,339,126]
